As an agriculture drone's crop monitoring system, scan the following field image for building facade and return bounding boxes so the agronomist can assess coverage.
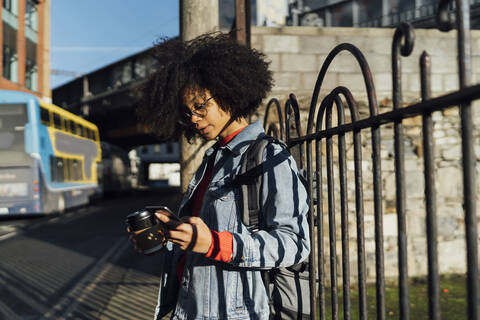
[1,0,50,99]
[219,0,289,28]
[288,0,480,28]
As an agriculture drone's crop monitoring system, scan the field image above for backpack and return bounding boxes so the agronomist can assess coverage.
[232,134,312,320]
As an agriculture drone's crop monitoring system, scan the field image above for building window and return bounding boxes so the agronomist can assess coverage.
[25,37,37,91]
[25,0,38,31]
[134,57,149,79]
[3,0,19,21]
[219,0,257,28]
[330,2,353,27]
[25,0,38,42]
[25,58,38,91]
[2,0,18,30]
[2,45,18,81]
[2,20,18,82]
[3,0,13,13]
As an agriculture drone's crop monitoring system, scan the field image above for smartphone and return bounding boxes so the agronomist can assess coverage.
[144,205,181,222]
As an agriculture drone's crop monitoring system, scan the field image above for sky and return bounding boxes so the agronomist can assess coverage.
[50,0,179,89]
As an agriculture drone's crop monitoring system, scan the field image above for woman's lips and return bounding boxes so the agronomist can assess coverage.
[198,125,209,135]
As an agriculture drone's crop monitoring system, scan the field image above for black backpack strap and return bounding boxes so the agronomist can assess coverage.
[232,135,288,231]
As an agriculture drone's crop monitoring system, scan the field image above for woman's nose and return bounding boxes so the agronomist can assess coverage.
[191,114,201,124]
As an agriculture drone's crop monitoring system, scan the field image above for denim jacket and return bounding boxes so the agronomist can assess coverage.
[154,120,310,320]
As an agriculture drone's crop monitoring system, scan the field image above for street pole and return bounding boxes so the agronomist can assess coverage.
[235,0,251,48]
[180,0,219,192]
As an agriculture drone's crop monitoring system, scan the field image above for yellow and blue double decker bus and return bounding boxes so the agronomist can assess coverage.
[0,90,101,215]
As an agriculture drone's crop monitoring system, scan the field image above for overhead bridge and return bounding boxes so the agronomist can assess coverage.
[52,47,165,149]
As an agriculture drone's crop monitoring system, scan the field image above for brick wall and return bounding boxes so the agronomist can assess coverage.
[0,0,50,99]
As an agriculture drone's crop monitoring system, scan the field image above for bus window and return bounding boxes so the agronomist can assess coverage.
[40,107,50,126]
[76,124,83,136]
[59,157,65,182]
[53,113,61,129]
[50,156,65,182]
[69,120,76,134]
[50,156,56,181]
[72,159,83,180]
[71,159,76,180]
[94,130,99,141]
[89,129,96,141]
[65,158,72,181]
[82,126,88,138]
[63,118,69,132]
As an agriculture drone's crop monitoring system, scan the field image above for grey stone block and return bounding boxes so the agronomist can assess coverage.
[407,215,426,237]
[431,74,444,93]
[328,51,365,73]
[411,36,456,57]
[302,72,319,92]
[299,36,337,54]
[407,73,421,94]
[443,74,459,93]
[442,144,462,160]
[369,37,398,55]
[263,35,299,53]
[436,166,463,198]
[367,53,392,74]
[311,71,339,92]
[338,73,367,93]
[272,72,301,91]
[251,34,263,51]
[281,53,318,72]
[408,238,428,277]
[265,53,281,72]
[431,55,458,74]
[438,239,466,274]
[375,73,394,93]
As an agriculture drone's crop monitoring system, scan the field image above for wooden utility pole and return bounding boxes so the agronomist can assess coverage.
[179,0,219,192]
[234,0,251,48]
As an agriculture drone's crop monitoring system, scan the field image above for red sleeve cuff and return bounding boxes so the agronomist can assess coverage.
[205,231,233,262]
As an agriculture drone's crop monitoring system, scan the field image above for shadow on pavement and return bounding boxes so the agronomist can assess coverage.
[0,187,183,319]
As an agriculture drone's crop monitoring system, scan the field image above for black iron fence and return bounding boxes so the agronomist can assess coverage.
[263,0,479,319]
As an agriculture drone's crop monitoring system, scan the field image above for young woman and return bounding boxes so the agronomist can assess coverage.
[137,33,310,320]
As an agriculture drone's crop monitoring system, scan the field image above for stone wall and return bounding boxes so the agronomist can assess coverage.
[251,26,480,281]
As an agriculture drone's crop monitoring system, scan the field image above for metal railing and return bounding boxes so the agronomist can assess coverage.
[263,0,478,319]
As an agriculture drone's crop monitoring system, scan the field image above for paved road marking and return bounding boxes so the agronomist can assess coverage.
[41,238,130,320]
[0,230,18,241]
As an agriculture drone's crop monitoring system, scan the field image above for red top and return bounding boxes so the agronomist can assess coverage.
[176,126,245,282]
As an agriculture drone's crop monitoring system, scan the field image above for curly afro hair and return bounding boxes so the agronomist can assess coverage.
[137,33,273,141]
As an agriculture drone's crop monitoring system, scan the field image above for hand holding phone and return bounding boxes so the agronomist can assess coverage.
[145,206,181,229]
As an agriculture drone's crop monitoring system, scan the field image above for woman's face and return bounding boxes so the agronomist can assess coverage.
[182,88,240,140]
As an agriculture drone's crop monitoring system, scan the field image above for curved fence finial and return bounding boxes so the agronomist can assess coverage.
[263,98,284,140]
[285,94,303,142]
[392,22,415,110]
[307,43,378,135]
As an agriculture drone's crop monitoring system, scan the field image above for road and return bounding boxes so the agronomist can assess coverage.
[0,188,182,320]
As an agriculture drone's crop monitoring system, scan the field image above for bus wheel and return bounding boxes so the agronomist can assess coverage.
[57,194,65,214]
